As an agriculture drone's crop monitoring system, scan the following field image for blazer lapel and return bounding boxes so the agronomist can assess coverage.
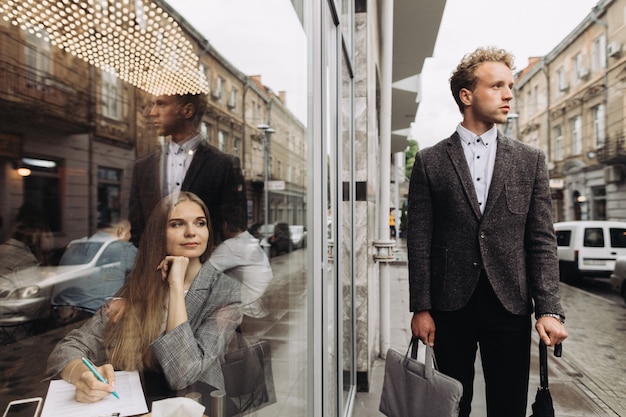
[184,265,213,321]
[483,133,513,218]
[446,134,482,220]
[182,143,210,189]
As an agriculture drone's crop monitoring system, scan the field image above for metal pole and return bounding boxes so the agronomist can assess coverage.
[258,124,274,258]
[264,130,270,258]
[379,0,394,358]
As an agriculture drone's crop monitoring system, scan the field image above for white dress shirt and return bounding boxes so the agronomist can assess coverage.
[166,134,202,195]
[456,124,498,214]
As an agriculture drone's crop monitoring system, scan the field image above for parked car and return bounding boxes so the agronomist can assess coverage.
[554,220,626,283]
[0,238,135,327]
[610,256,626,304]
[289,225,307,249]
[268,222,292,257]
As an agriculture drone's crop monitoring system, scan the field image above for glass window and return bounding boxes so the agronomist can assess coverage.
[554,125,563,161]
[0,2,316,416]
[570,115,581,155]
[583,228,604,247]
[593,104,605,147]
[609,228,626,248]
[97,167,122,227]
[556,230,571,247]
[101,70,122,120]
[21,157,62,233]
[592,34,607,71]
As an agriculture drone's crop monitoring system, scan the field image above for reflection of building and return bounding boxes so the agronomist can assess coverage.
[0,1,447,416]
[0,1,306,246]
[514,0,626,222]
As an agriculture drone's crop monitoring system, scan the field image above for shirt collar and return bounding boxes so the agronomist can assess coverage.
[168,134,202,155]
[456,124,498,147]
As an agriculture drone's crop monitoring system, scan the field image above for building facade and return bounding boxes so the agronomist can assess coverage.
[514,0,626,222]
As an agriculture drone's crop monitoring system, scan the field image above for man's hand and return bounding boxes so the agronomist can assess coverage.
[411,311,435,347]
[535,316,568,347]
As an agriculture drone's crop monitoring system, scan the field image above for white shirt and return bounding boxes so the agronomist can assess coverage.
[209,230,274,318]
[166,135,202,195]
[457,124,498,214]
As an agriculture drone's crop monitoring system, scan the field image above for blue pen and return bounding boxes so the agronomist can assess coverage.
[81,357,120,399]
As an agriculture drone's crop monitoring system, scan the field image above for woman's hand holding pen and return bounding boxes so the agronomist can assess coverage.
[71,361,117,403]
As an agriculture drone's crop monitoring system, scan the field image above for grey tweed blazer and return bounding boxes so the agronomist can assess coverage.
[46,262,242,391]
[407,132,564,318]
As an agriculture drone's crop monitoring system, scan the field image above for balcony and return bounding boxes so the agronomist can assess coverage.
[0,54,92,133]
[597,133,626,165]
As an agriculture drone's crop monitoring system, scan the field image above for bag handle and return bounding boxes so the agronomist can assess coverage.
[404,337,437,379]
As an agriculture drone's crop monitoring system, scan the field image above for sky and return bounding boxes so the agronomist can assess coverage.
[413,0,600,149]
[166,0,599,148]
[167,0,307,124]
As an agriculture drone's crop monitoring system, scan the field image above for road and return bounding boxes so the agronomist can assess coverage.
[558,277,626,416]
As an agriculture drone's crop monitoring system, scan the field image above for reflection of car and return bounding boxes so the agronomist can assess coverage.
[0,238,135,326]
[610,256,626,304]
[268,223,292,256]
[289,225,307,249]
[555,221,626,283]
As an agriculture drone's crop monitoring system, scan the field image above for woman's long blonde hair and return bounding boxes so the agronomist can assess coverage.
[104,192,212,371]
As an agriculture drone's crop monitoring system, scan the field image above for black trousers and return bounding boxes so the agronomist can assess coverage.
[431,272,531,417]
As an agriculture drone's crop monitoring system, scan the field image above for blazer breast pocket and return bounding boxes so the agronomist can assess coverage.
[505,182,532,214]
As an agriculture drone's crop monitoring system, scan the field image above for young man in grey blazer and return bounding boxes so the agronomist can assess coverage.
[407,47,568,417]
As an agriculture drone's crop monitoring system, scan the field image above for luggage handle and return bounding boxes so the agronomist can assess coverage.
[403,337,437,380]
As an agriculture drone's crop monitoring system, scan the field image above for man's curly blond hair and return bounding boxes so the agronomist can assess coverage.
[449,46,515,113]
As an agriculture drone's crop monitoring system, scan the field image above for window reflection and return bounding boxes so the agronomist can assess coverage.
[0,1,309,415]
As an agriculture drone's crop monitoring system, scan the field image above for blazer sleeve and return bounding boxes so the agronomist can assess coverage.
[150,272,243,391]
[524,150,565,319]
[46,308,109,378]
[407,151,434,312]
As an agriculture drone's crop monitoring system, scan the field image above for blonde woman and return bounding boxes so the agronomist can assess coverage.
[46,192,242,402]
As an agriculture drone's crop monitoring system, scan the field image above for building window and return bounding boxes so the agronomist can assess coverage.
[570,115,581,155]
[199,63,211,94]
[97,167,122,227]
[102,69,122,120]
[228,87,238,109]
[233,137,240,158]
[20,157,62,233]
[573,52,589,80]
[212,76,224,101]
[593,104,605,147]
[554,125,563,161]
[218,130,226,152]
[24,28,51,86]
[592,187,606,220]
[557,67,568,93]
[200,122,209,141]
[592,34,607,72]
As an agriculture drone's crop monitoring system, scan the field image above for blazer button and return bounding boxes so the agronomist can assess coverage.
[472,262,480,268]
[479,231,486,239]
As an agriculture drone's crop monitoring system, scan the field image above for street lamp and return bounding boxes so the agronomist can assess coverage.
[257,124,275,257]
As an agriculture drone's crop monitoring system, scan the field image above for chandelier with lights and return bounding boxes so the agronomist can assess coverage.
[0,0,210,95]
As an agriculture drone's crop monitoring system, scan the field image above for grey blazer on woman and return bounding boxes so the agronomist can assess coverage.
[46,262,242,391]
[407,132,564,318]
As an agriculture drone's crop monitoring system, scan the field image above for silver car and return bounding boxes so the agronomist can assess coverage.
[0,238,135,326]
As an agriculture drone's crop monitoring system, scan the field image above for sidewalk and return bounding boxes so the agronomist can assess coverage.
[352,239,618,417]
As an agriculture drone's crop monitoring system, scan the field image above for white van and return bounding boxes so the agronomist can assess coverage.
[554,220,626,282]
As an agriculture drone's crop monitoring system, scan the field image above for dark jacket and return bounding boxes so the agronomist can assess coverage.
[129,141,247,245]
[407,132,564,318]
